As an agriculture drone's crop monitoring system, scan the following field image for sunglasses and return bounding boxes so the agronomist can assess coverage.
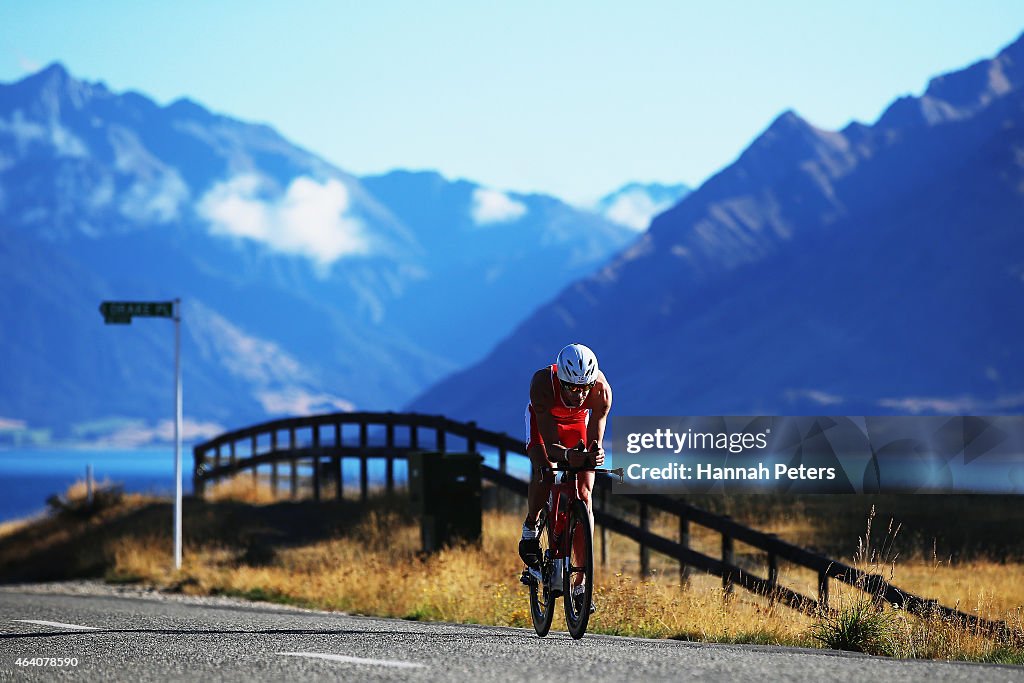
[560,379,595,393]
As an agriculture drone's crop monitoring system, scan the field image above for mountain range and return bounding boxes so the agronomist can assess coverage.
[0,64,643,444]
[411,33,1024,435]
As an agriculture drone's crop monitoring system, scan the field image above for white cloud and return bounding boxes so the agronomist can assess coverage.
[94,418,225,447]
[877,393,1024,414]
[198,174,369,267]
[878,397,978,414]
[17,55,41,73]
[786,389,844,406]
[602,189,672,231]
[256,389,356,416]
[470,187,527,225]
[0,417,27,431]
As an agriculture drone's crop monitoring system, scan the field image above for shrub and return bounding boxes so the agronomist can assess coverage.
[46,480,124,519]
[810,600,894,654]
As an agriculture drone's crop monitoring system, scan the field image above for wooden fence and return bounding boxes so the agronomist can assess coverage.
[193,411,1015,638]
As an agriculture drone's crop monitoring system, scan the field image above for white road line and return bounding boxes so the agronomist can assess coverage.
[13,619,100,631]
[277,652,427,669]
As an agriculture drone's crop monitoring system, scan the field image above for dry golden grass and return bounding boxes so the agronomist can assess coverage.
[100,503,1022,659]
[0,516,37,539]
[205,475,279,504]
[2,478,1022,662]
[63,477,114,500]
[103,508,811,644]
[815,577,1024,661]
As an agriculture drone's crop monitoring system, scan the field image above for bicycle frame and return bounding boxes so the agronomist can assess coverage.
[545,465,623,555]
[523,465,623,577]
[545,470,578,560]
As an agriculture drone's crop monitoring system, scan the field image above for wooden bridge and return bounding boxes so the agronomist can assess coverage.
[193,411,1014,638]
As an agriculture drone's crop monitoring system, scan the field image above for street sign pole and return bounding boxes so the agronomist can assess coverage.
[173,298,182,570]
[99,298,183,571]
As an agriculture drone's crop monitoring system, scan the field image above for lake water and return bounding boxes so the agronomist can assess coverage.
[0,447,532,523]
[0,448,184,523]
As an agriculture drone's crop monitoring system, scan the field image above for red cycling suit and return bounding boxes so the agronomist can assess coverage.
[525,364,589,451]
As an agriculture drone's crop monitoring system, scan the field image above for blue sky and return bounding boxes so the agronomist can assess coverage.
[2,1,1023,204]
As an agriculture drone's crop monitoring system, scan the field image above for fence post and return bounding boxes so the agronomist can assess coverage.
[722,531,734,597]
[250,436,258,483]
[269,432,278,497]
[639,501,650,576]
[768,552,779,603]
[359,420,369,502]
[214,444,222,471]
[467,421,477,453]
[386,419,395,495]
[229,440,237,470]
[312,424,321,502]
[679,514,690,586]
[335,423,343,499]
[818,569,829,610]
[289,427,298,499]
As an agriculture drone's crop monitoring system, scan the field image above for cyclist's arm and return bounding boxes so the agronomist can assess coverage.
[585,373,612,465]
[530,369,570,465]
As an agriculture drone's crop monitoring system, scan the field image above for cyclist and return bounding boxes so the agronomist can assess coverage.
[519,343,611,605]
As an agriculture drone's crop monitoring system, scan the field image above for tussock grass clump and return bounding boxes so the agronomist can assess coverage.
[810,600,895,655]
[809,507,899,655]
[45,477,125,519]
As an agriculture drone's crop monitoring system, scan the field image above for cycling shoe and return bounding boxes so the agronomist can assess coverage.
[518,537,541,568]
[572,584,596,614]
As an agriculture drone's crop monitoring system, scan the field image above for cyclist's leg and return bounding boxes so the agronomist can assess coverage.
[525,443,553,527]
[524,404,554,528]
[521,405,554,566]
[520,444,553,567]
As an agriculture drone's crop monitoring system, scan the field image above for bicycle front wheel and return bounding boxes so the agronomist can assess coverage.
[564,499,594,639]
[528,509,556,637]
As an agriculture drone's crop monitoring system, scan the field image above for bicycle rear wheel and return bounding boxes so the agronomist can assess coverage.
[564,499,594,639]
[528,509,556,637]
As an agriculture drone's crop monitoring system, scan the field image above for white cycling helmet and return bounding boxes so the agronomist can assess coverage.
[556,343,599,385]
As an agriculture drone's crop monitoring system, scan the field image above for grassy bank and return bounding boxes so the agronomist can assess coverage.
[0,477,1021,664]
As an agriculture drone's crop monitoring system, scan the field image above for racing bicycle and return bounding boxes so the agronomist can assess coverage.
[520,442,623,639]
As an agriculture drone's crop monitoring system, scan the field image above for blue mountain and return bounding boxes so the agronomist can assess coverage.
[0,65,631,443]
[410,33,1024,435]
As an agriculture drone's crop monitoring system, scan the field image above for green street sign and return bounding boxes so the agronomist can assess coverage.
[99,301,175,324]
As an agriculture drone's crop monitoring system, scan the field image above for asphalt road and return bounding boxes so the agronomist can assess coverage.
[0,583,1020,682]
